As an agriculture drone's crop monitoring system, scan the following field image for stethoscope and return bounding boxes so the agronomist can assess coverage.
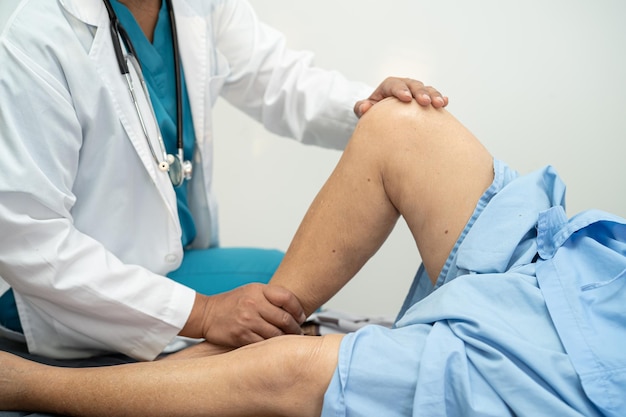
[102,0,192,188]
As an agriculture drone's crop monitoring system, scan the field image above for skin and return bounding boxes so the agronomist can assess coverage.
[117,0,161,41]
[117,0,451,348]
[270,98,492,315]
[0,98,493,416]
[0,335,344,417]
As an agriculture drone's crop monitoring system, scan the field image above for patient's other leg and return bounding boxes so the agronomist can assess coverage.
[271,98,494,314]
[0,334,343,417]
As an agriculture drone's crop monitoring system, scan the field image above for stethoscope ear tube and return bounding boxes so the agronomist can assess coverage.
[167,0,185,166]
[109,21,128,74]
[125,54,170,172]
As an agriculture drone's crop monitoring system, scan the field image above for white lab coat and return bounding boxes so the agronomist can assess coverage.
[0,0,370,360]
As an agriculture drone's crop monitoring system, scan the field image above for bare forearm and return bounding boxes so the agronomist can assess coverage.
[270,134,401,315]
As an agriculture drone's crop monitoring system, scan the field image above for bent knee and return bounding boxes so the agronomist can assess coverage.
[356,97,447,136]
[350,97,490,170]
[348,98,459,159]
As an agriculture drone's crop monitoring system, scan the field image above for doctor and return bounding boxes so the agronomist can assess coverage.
[0,0,447,361]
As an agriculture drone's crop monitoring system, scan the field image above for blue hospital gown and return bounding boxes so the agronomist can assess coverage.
[321,159,626,417]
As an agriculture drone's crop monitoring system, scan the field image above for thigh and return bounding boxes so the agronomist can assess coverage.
[343,100,494,282]
[168,247,284,295]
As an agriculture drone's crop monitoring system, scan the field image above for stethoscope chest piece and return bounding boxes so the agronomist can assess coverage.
[166,153,193,188]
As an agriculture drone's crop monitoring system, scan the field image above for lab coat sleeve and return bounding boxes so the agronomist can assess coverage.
[0,19,195,361]
[213,0,372,150]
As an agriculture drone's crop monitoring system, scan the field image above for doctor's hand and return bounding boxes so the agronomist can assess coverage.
[354,77,449,118]
[180,284,307,347]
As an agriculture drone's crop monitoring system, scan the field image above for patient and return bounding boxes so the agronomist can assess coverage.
[0,98,624,417]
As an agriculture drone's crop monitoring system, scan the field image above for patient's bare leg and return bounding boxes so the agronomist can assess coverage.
[0,334,343,417]
[271,98,494,314]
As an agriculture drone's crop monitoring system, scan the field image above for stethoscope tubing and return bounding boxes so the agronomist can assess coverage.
[167,0,184,158]
[102,0,191,186]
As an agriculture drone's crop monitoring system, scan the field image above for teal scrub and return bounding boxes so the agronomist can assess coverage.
[0,289,20,332]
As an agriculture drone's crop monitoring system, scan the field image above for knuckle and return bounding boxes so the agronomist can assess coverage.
[238,310,254,324]
[241,297,255,307]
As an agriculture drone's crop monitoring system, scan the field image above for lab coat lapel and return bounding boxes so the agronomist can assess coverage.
[59,0,101,25]
[65,0,179,213]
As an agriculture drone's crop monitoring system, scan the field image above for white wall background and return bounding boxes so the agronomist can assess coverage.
[213,0,626,317]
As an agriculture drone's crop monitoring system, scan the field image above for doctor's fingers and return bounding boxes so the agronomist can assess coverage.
[354,77,448,117]
[217,308,302,347]
[200,284,303,346]
[257,302,305,338]
[264,285,307,325]
[402,78,449,108]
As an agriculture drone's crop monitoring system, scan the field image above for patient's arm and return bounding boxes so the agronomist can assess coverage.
[270,98,493,315]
